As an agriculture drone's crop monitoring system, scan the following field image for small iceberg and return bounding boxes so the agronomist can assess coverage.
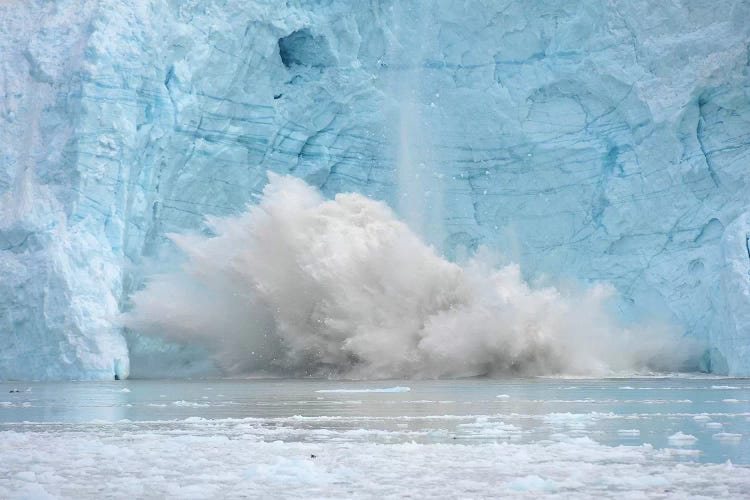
[712,433,742,443]
[668,432,698,445]
[617,429,640,437]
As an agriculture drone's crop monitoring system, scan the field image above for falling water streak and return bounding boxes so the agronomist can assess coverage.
[390,1,445,252]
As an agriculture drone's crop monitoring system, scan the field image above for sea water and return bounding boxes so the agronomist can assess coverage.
[1,378,748,498]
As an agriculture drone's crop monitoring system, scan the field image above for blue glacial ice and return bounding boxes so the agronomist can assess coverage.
[0,0,749,379]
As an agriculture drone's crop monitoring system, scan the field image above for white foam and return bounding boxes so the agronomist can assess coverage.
[124,175,691,378]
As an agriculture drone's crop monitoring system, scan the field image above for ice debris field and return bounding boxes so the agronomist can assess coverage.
[1,379,749,499]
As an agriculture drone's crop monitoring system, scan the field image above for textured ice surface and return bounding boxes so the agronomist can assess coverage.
[1,378,749,499]
[4,429,749,499]
[0,0,749,378]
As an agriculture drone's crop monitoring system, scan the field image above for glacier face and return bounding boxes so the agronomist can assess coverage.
[0,0,749,379]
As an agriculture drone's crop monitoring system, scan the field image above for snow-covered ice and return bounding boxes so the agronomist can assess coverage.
[667,432,698,445]
[2,424,749,499]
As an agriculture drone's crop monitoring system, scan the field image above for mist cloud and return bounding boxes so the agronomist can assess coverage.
[123,174,693,378]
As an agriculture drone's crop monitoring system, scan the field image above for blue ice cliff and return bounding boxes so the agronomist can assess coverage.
[0,0,749,379]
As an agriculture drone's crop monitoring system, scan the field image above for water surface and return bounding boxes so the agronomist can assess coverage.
[2,377,748,464]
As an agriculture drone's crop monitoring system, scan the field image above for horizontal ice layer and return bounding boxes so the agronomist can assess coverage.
[0,0,749,378]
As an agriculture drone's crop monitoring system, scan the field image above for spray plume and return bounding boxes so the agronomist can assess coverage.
[124,174,691,378]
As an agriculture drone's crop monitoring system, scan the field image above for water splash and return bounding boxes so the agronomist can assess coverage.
[123,175,693,378]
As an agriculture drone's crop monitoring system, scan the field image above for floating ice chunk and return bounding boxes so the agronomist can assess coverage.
[705,422,723,429]
[456,419,521,438]
[16,471,36,482]
[712,386,740,390]
[119,388,131,393]
[10,484,57,500]
[315,387,411,393]
[722,399,741,403]
[496,394,510,399]
[543,412,604,429]
[664,448,701,457]
[712,433,742,443]
[693,415,712,421]
[667,432,698,445]
[617,429,640,437]
[506,475,557,492]
[172,400,210,407]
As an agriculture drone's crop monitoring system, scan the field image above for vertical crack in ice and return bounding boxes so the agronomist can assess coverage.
[696,97,720,188]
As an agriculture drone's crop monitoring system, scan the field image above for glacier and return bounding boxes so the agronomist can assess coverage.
[0,0,749,379]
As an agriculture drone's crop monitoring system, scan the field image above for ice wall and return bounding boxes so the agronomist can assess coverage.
[0,0,749,379]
